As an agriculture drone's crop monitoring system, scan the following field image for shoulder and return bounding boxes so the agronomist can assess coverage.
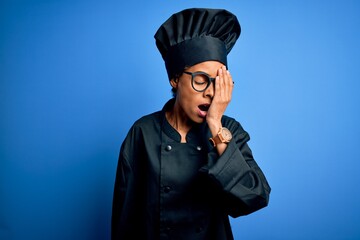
[132,110,162,129]
[124,110,163,140]
[221,115,244,132]
[121,110,162,150]
[221,115,250,141]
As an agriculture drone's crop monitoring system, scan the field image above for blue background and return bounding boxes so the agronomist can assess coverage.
[1,0,360,239]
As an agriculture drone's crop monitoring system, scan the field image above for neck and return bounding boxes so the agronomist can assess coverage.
[166,104,192,143]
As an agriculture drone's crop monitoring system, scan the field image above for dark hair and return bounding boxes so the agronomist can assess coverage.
[171,73,181,97]
[170,66,190,97]
[171,87,177,97]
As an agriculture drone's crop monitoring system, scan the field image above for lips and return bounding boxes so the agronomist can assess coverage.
[198,104,210,111]
[198,104,210,118]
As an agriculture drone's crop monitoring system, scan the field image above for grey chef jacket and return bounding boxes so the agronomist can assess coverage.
[111,99,271,240]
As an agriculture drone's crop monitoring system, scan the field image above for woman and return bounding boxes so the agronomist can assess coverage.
[112,8,271,240]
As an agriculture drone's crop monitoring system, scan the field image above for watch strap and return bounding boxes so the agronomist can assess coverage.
[209,127,231,147]
[209,134,222,147]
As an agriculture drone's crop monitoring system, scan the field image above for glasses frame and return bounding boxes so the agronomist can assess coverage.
[183,71,216,92]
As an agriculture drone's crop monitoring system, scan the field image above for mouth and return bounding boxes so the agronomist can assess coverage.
[198,104,210,112]
[197,104,210,118]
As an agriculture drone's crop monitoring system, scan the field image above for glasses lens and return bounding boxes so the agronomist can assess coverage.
[192,73,210,92]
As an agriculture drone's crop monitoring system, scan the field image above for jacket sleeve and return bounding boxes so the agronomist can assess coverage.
[111,125,145,240]
[204,119,271,217]
[111,136,132,240]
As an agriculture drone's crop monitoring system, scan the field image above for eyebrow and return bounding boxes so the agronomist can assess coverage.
[185,71,216,78]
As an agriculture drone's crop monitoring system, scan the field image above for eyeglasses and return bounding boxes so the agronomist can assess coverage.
[183,71,216,92]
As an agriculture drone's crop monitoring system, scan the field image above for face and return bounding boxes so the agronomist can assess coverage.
[171,61,225,124]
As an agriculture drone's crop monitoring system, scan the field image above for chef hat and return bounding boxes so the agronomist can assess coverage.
[154,8,241,80]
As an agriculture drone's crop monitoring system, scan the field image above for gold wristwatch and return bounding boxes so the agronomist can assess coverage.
[209,127,232,147]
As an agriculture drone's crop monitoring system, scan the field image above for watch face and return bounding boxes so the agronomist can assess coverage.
[221,128,232,141]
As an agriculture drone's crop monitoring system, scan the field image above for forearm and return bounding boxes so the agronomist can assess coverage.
[207,120,227,156]
[207,140,270,216]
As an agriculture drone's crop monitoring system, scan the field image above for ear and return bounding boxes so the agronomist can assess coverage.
[170,78,178,89]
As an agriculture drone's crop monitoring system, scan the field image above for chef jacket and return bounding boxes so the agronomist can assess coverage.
[111,99,271,240]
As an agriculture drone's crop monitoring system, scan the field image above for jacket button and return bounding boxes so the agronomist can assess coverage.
[164,186,172,193]
[196,146,202,151]
[165,145,172,151]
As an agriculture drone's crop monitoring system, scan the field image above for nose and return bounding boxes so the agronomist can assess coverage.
[204,80,215,99]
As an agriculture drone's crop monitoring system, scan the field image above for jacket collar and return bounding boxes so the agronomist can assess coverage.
[161,98,208,144]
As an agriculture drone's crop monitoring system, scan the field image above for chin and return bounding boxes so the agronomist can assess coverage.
[192,116,206,124]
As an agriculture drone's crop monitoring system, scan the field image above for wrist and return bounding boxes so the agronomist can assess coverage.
[207,120,222,136]
[209,127,233,147]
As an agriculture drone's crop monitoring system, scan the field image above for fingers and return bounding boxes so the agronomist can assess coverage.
[215,66,233,102]
[206,66,233,125]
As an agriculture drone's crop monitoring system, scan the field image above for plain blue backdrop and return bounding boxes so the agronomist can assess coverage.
[1,0,360,239]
